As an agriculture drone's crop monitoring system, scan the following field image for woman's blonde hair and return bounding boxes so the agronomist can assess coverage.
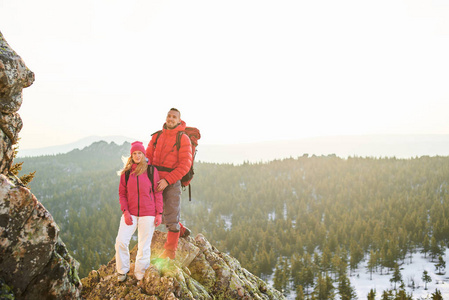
[118,153,147,177]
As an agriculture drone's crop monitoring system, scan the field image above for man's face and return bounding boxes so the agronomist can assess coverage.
[166,110,180,129]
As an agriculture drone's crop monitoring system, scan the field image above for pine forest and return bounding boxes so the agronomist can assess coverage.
[18,141,449,299]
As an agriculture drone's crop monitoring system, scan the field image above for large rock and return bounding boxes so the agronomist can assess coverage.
[0,174,82,299]
[81,231,284,299]
[0,31,82,299]
[0,31,34,175]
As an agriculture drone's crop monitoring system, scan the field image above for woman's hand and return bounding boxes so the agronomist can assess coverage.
[154,214,162,227]
[124,210,133,225]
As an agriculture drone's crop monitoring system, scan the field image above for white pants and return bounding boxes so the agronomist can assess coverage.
[115,215,155,280]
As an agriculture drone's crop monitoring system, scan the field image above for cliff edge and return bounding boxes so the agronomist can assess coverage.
[0,31,81,299]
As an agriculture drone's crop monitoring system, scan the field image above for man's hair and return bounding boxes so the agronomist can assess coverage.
[169,107,181,118]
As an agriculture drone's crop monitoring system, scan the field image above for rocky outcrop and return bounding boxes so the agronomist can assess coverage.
[82,230,284,300]
[0,31,34,175]
[0,174,81,299]
[0,31,82,299]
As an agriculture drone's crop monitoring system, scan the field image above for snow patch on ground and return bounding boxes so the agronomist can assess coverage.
[281,248,449,299]
[351,248,449,299]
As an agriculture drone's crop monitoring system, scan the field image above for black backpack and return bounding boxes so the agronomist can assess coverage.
[125,165,155,192]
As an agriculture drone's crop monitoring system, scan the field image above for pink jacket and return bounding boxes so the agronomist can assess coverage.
[118,163,163,217]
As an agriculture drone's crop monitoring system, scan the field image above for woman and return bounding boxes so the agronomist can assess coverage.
[115,141,163,282]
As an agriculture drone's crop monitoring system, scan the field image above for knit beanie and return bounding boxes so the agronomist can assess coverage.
[130,141,145,155]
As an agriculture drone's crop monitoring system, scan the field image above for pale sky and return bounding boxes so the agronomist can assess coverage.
[1,0,449,149]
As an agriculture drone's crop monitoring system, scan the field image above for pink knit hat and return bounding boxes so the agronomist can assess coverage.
[130,141,145,155]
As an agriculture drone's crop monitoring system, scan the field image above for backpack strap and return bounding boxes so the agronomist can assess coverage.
[125,169,131,185]
[153,130,187,151]
[151,130,163,148]
[175,131,186,151]
[188,184,191,202]
[147,165,154,192]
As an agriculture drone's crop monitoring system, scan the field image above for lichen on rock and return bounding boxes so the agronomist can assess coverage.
[0,31,34,176]
[0,174,82,299]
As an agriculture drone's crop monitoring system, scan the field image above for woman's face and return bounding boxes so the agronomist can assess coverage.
[132,151,144,164]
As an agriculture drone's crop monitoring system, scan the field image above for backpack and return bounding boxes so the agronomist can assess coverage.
[125,165,155,192]
[152,126,201,201]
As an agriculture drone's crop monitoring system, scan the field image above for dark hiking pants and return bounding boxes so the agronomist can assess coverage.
[162,180,181,232]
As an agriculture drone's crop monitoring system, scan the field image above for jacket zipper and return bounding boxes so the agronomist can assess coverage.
[137,175,140,217]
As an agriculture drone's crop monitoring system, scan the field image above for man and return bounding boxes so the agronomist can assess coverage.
[146,108,192,259]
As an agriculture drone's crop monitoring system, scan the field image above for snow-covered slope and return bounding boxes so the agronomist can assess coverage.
[351,249,449,299]
[282,249,448,299]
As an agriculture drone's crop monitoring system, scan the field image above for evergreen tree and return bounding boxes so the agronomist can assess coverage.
[393,288,413,300]
[384,248,396,271]
[10,144,35,187]
[367,289,376,300]
[313,252,321,272]
[429,236,441,261]
[330,253,342,280]
[349,240,363,274]
[435,255,446,274]
[367,250,377,280]
[421,235,430,258]
[300,266,314,294]
[381,289,393,300]
[431,289,443,300]
[320,247,331,273]
[312,273,334,300]
[273,257,290,293]
[295,285,305,300]
[390,264,402,290]
[291,254,304,286]
[338,273,356,300]
[421,270,432,290]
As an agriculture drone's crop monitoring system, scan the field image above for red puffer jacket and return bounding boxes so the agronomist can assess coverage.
[146,120,193,185]
[118,163,163,216]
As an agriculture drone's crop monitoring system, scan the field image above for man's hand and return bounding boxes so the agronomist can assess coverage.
[123,210,133,226]
[154,214,162,227]
[157,179,169,192]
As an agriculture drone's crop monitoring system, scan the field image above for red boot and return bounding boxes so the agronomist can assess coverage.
[160,231,180,260]
[179,222,191,238]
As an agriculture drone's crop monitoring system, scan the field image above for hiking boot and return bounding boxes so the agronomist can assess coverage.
[180,227,191,238]
[117,273,127,282]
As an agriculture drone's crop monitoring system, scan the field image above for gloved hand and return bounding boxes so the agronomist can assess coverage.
[154,214,162,227]
[124,210,133,226]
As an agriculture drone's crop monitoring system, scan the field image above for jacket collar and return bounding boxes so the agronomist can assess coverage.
[162,120,187,135]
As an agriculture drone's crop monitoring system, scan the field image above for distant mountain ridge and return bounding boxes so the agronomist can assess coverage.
[199,134,449,164]
[17,134,449,163]
[17,135,136,157]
